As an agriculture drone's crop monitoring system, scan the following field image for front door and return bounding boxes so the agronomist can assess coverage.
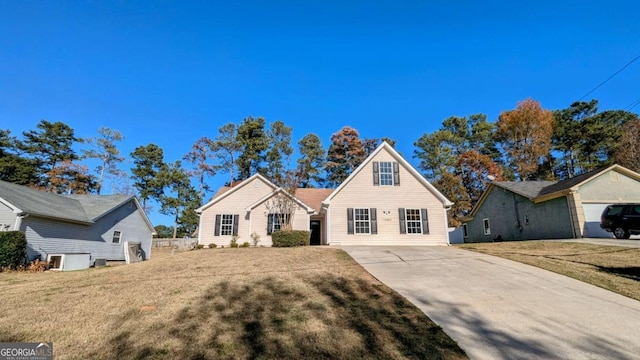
[310,220,321,245]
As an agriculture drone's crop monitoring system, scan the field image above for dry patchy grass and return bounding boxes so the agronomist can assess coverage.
[459,241,640,301]
[0,247,466,360]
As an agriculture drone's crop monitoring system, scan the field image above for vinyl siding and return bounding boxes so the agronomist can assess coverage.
[198,177,274,246]
[465,186,573,242]
[250,201,310,246]
[0,201,17,231]
[578,170,640,202]
[328,148,449,245]
[22,200,153,262]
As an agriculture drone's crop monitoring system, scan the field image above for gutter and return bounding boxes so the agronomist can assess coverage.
[14,213,29,231]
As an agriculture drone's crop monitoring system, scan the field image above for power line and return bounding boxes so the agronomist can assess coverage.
[625,97,640,111]
[578,54,640,101]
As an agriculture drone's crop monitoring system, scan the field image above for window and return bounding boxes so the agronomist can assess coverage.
[379,161,393,186]
[523,213,529,225]
[112,231,121,244]
[483,218,491,235]
[220,214,234,236]
[268,214,290,234]
[354,208,371,234]
[405,209,423,234]
[463,224,469,238]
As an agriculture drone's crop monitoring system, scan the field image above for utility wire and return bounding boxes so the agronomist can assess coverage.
[578,54,640,101]
[626,97,640,111]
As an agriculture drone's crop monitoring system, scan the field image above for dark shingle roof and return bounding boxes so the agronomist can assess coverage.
[537,167,607,197]
[0,180,133,224]
[492,181,557,199]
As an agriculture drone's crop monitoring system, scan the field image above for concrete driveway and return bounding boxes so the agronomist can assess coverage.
[343,246,640,360]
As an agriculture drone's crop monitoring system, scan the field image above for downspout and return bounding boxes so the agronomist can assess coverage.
[512,193,522,233]
[566,194,577,238]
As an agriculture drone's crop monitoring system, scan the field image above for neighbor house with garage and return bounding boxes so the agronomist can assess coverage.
[462,164,640,242]
[0,180,154,267]
[196,141,453,246]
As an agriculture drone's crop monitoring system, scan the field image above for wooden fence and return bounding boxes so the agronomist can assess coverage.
[152,238,197,250]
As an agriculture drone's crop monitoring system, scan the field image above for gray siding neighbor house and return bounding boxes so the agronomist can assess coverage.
[462,165,640,242]
[0,180,154,264]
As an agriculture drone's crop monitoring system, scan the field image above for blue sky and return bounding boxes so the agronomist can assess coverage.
[1,1,639,226]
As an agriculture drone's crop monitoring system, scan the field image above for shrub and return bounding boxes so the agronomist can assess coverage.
[250,232,261,247]
[209,243,217,249]
[241,242,250,248]
[196,244,205,249]
[0,231,27,270]
[230,235,239,248]
[272,230,310,247]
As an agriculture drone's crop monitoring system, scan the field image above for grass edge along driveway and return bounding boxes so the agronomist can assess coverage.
[458,241,640,301]
[0,247,467,360]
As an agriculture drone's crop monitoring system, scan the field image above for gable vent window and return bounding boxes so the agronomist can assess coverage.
[373,161,400,186]
[112,231,122,244]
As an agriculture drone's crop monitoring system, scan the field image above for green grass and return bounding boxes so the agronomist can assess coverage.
[0,247,467,360]
[458,241,640,301]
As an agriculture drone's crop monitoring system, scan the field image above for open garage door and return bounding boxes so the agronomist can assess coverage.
[582,203,614,238]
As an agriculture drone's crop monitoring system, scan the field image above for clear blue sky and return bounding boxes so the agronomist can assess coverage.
[1,1,639,226]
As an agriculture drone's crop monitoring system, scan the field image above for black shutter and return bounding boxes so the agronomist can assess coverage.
[398,208,406,234]
[267,214,273,235]
[393,162,400,186]
[347,208,354,234]
[373,162,379,186]
[232,214,239,235]
[421,208,429,235]
[370,208,377,234]
[214,215,221,236]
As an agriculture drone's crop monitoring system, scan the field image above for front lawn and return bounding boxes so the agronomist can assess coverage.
[458,241,640,301]
[0,247,466,360]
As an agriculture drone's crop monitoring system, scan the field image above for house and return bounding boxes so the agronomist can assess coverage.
[0,180,154,265]
[197,141,453,246]
[462,164,640,242]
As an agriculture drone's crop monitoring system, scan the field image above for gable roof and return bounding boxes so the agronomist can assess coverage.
[0,180,154,231]
[245,188,316,214]
[296,188,334,213]
[196,173,277,213]
[466,164,640,220]
[322,141,453,207]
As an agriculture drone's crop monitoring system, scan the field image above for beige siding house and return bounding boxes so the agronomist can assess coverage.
[196,142,453,246]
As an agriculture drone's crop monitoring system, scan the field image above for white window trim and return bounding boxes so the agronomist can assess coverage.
[379,161,394,186]
[354,208,371,235]
[463,224,469,238]
[112,230,122,244]
[523,213,529,225]
[220,214,234,236]
[404,208,423,235]
[483,218,491,235]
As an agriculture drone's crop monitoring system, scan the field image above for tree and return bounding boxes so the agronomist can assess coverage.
[581,110,636,171]
[20,120,80,186]
[183,137,216,201]
[613,119,640,172]
[414,130,458,181]
[82,127,125,194]
[265,120,293,184]
[433,172,471,227]
[153,225,174,238]
[236,116,269,180]
[325,126,365,187]
[158,161,199,239]
[552,100,598,178]
[130,144,165,212]
[0,129,38,185]
[46,160,96,194]
[495,98,554,180]
[456,150,504,203]
[296,133,326,188]
[211,123,241,185]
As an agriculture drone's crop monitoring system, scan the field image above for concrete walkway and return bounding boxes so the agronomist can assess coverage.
[343,246,640,360]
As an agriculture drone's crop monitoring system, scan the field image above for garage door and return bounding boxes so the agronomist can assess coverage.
[582,203,614,238]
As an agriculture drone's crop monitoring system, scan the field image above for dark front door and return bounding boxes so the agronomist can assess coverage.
[310,220,321,245]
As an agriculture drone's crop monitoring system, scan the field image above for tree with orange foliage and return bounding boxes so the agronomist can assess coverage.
[46,160,96,194]
[495,98,554,180]
[457,150,504,203]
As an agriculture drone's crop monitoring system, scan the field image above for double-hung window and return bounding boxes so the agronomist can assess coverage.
[404,209,423,234]
[354,208,371,234]
[220,214,234,236]
[379,161,393,186]
[112,231,121,244]
[483,218,491,235]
